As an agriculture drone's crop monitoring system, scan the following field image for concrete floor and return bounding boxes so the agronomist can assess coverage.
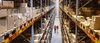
[51,14,62,43]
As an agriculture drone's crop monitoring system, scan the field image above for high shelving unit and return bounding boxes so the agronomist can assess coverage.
[59,0,100,43]
[0,0,56,43]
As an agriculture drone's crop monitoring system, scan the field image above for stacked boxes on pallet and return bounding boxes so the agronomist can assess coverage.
[69,33,76,43]
[90,16,100,30]
[19,3,32,21]
[14,13,23,27]
[0,1,14,34]
[3,1,14,7]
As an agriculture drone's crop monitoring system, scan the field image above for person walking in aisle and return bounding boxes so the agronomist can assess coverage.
[57,25,59,33]
[54,25,56,33]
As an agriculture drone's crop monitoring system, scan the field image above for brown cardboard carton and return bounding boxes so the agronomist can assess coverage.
[97,10,100,14]
[0,9,7,17]
[90,21,100,30]
[14,13,23,27]
[81,7,93,17]
[0,15,14,34]
[0,9,14,17]
[3,1,14,8]
[92,16,100,23]
[0,17,7,34]
[8,15,14,30]
[64,5,67,11]
[19,7,29,13]
[20,3,27,8]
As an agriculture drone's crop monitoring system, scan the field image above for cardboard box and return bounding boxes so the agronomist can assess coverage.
[0,15,14,34]
[20,3,27,8]
[14,13,23,27]
[19,7,29,13]
[8,9,14,15]
[92,16,100,23]
[81,7,93,17]
[8,15,14,30]
[69,33,75,43]
[0,9,7,17]
[0,9,14,17]
[64,5,67,11]
[90,21,100,30]
[0,17,7,34]
[3,1,14,8]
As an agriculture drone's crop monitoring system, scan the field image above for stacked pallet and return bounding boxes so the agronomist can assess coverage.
[0,1,14,34]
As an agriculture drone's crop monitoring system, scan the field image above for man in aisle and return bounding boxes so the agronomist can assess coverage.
[54,25,56,33]
[57,25,59,33]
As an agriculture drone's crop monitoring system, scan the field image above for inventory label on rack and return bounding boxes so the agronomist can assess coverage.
[95,38,99,43]
[19,30,22,34]
[28,24,30,27]
[4,38,9,43]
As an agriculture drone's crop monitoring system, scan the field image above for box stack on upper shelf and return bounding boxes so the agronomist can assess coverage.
[0,1,14,34]
[0,0,55,42]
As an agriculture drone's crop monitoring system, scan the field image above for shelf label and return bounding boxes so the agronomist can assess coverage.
[95,38,99,43]
[19,30,22,34]
[28,24,29,27]
[4,38,9,43]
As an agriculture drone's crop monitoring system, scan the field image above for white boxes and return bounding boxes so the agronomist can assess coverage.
[8,15,14,30]
[0,9,14,17]
[0,9,7,17]
[69,33,76,43]
[0,15,14,34]
[0,17,7,34]
[90,21,100,30]
[14,13,23,27]
[3,1,14,8]
[20,3,27,8]
[19,7,29,13]
[92,16,100,23]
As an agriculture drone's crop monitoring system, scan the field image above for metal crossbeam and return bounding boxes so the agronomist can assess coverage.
[20,34,31,43]
[78,36,87,43]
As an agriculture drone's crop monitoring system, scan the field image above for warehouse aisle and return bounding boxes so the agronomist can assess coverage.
[51,14,62,43]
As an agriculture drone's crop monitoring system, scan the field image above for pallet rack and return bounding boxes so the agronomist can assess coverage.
[0,0,55,43]
[59,0,100,43]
